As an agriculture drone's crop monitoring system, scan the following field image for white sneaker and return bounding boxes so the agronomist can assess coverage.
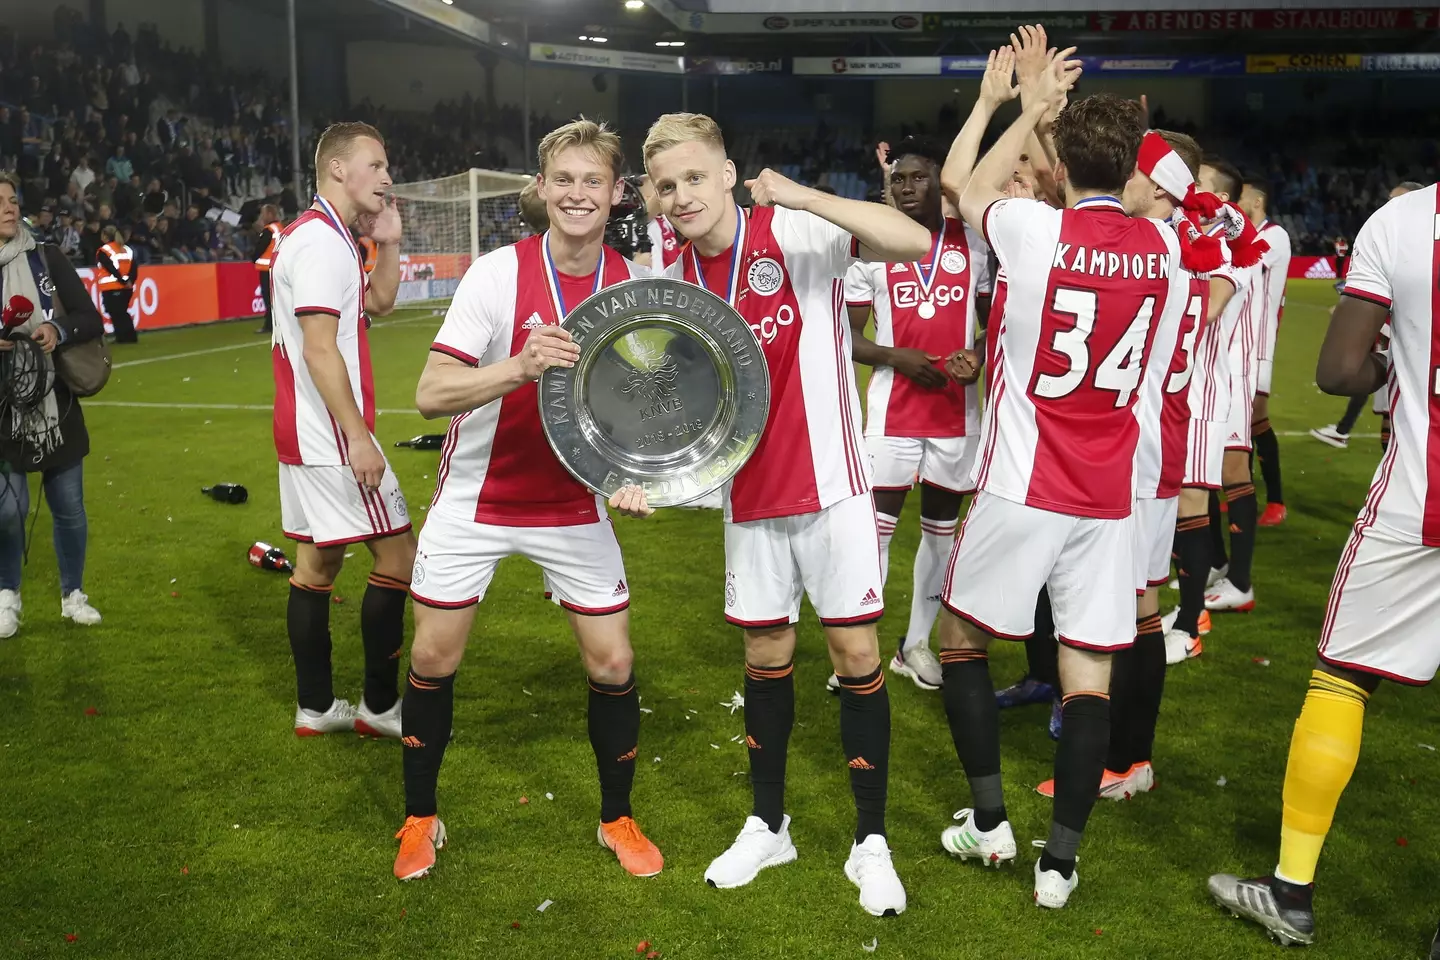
[0,589,20,639]
[890,645,942,691]
[845,834,907,917]
[293,698,358,737]
[941,808,1017,867]
[1161,606,1212,636]
[1033,846,1079,909]
[1166,564,1228,592]
[61,590,101,626]
[1164,628,1203,665]
[1205,577,1255,612]
[1128,761,1157,795]
[355,698,402,739]
[1310,424,1349,449]
[704,815,798,888]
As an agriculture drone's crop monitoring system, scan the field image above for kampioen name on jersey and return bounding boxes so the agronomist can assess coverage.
[1052,244,1173,279]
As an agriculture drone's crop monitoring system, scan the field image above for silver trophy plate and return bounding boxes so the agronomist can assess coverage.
[539,277,770,507]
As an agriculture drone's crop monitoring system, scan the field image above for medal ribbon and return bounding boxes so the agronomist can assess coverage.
[313,194,360,263]
[542,231,605,320]
[689,203,747,307]
[910,222,945,301]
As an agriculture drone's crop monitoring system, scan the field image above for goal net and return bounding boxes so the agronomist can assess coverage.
[389,168,534,305]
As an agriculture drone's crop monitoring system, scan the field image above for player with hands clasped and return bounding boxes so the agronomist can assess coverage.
[394,120,660,885]
[842,129,993,694]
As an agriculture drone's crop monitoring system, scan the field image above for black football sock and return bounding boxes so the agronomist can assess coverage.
[1225,481,1258,593]
[288,579,335,713]
[1027,589,1060,687]
[1208,490,1228,570]
[1043,692,1111,879]
[1129,614,1167,766]
[744,661,794,833]
[588,674,640,823]
[360,573,409,714]
[1336,393,1366,435]
[1104,627,1139,776]
[1254,420,1284,506]
[837,665,891,842]
[1173,513,1210,637]
[941,649,1007,831]
[401,669,455,818]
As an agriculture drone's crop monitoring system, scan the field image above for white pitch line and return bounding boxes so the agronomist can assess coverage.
[111,311,443,369]
[1278,431,1380,438]
[85,401,420,415]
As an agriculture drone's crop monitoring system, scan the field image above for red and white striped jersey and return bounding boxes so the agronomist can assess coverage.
[428,234,646,527]
[843,216,993,438]
[271,201,373,466]
[647,215,681,271]
[1136,271,1207,499]
[666,204,868,523]
[1339,184,1440,545]
[976,196,1187,518]
[1254,220,1292,368]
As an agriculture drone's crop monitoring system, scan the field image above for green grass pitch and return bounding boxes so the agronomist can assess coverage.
[2,280,1437,958]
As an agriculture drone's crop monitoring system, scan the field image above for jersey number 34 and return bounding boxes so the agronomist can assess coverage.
[1033,287,1156,408]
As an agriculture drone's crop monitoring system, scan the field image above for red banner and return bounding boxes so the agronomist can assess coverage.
[1288,256,1341,280]
[77,261,263,331]
[1091,8,1437,32]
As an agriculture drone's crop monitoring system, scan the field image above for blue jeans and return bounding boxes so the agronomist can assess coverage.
[0,463,87,595]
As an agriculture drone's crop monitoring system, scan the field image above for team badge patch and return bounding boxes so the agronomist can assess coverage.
[747,258,784,296]
[411,561,426,586]
[940,250,967,274]
[392,490,409,519]
[725,572,737,608]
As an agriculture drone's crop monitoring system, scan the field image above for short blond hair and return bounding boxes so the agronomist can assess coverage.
[537,118,623,179]
[518,179,549,233]
[314,121,385,176]
[643,113,725,166]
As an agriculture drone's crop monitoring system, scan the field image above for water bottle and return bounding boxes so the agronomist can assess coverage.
[202,483,249,504]
[248,542,293,573]
[394,434,445,450]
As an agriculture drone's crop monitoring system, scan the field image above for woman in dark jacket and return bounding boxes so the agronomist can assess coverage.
[0,172,105,638]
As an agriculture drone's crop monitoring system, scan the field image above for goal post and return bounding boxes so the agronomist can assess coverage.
[389,168,534,305]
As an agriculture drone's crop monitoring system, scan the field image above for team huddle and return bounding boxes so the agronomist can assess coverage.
[265,23,1440,944]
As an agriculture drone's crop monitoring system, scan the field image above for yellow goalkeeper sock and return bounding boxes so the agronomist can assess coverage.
[1276,670,1369,885]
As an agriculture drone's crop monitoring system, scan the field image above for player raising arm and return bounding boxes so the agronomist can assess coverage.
[1209,182,1440,950]
[646,111,926,918]
[394,119,661,885]
[271,122,416,742]
[944,51,1188,909]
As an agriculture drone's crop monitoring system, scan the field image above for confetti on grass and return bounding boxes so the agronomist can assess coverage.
[862,937,878,952]
[636,942,650,954]
[536,899,553,912]
[1420,744,1436,752]
[1216,776,1228,787]
[722,692,745,714]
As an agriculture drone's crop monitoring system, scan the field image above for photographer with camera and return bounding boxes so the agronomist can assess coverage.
[0,173,107,638]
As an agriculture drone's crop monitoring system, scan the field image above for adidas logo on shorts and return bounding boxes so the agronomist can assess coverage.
[860,588,881,607]
[522,312,545,330]
[612,579,627,597]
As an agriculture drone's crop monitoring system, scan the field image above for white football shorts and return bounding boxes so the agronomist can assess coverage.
[724,493,884,628]
[279,460,410,548]
[942,491,1137,650]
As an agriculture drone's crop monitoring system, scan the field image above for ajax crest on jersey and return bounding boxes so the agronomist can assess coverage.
[746,258,784,296]
[940,250,967,274]
[539,277,771,508]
